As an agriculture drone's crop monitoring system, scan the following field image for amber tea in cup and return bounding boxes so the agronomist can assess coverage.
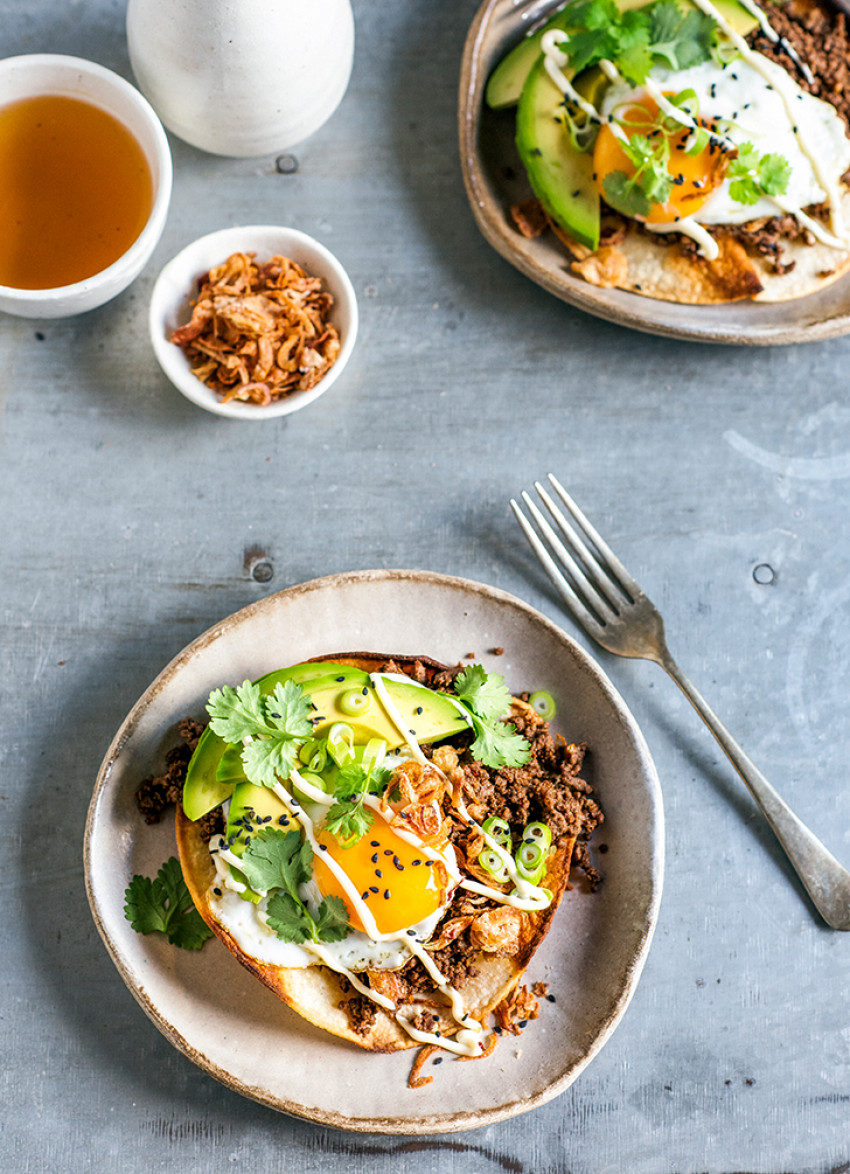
[0,93,153,289]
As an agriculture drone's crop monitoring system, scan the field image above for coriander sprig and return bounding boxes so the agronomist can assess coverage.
[554,0,718,87]
[324,759,393,848]
[206,679,314,788]
[452,665,532,769]
[727,142,791,206]
[237,828,350,944]
[124,857,213,950]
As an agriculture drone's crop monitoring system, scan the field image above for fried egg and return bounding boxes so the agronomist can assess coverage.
[207,796,456,973]
[597,53,850,227]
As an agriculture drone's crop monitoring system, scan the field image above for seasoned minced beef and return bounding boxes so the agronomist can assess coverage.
[747,0,849,134]
[135,716,224,842]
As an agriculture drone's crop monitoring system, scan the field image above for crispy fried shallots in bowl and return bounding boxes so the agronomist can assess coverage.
[149,225,358,419]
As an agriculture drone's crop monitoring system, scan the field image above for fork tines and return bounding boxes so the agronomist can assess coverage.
[510,474,638,630]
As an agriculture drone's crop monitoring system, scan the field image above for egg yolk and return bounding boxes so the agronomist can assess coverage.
[312,823,449,936]
[593,95,726,223]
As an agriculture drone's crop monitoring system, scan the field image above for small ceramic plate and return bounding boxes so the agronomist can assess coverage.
[149,225,358,418]
[459,0,850,346]
[85,570,663,1133]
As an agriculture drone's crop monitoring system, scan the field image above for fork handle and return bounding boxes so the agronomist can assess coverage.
[659,650,850,930]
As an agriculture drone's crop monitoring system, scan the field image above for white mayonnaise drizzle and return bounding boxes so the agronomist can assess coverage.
[207,669,558,1056]
[686,0,847,241]
[645,216,721,260]
[539,0,850,254]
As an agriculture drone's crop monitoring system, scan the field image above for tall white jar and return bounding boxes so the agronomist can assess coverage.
[126,0,354,157]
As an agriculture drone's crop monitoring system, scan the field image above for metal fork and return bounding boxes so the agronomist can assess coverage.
[511,474,850,930]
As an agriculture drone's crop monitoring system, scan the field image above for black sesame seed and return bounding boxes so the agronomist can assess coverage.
[213,887,222,895]
[384,849,393,856]
[319,844,328,851]
[375,869,383,878]
[433,1057,443,1065]
[362,890,370,900]
[494,1025,503,1035]
[546,994,557,1003]
[371,853,379,863]
[393,856,404,871]
[518,1019,528,1028]
[411,859,421,866]
[571,189,580,197]
[369,886,379,894]
[415,706,423,715]
[362,687,368,695]
[278,815,288,825]
[336,675,345,682]
[406,929,416,936]
[383,889,391,899]
[371,841,380,847]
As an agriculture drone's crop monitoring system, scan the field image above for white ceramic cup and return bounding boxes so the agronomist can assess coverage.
[0,54,172,319]
[127,0,354,157]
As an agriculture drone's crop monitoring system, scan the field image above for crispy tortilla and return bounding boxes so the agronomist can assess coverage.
[175,652,577,1053]
[549,188,850,304]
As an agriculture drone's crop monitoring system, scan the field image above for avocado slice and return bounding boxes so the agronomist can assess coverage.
[485,5,572,110]
[517,56,600,251]
[182,661,363,821]
[306,675,471,747]
[182,663,471,821]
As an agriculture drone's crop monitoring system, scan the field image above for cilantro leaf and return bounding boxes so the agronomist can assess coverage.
[265,891,316,943]
[312,895,351,943]
[334,761,392,801]
[324,801,375,847]
[239,828,352,944]
[728,142,790,205]
[453,664,512,722]
[205,678,313,788]
[206,679,268,744]
[469,721,536,770]
[238,827,312,895]
[758,152,791,197]
[452,665,532,769]
[124,857,213,950]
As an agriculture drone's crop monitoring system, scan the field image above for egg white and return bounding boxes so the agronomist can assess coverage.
[599,53,850,225]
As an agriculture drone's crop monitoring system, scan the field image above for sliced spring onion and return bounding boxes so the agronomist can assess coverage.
[478,848,510,884]
[327,722,355,766]
[522,821,552,849]
[298,738,328,773]
[515,838,549,884]
[359,737,387,776]
[481,815,511,847]
[340,687,372,717]
[528,690,556,720]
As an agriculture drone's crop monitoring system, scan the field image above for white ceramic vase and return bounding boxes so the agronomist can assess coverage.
[126,0,354,157]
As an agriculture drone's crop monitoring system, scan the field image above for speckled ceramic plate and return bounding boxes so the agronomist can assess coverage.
[459,0,850,345]
[85,569,663,1134]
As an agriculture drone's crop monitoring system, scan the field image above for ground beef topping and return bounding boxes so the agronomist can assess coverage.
[747,0,849,134]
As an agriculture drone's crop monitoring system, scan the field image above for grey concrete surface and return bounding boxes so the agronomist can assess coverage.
[1,1,849,1171]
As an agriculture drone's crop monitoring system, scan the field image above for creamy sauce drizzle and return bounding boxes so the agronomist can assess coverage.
[539,0,850,253]
[687,0,847,240]
[208,669,554,1057]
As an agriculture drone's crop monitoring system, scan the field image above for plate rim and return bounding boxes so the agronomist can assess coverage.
[458,0,850,347]
[85,568,664,1133]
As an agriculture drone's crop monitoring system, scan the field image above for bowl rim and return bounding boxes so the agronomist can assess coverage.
[148,224,359,419]
[0,53,172,302]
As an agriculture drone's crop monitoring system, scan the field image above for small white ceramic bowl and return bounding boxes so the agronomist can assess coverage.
[149,225,359,419]
[0,54,172,319]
